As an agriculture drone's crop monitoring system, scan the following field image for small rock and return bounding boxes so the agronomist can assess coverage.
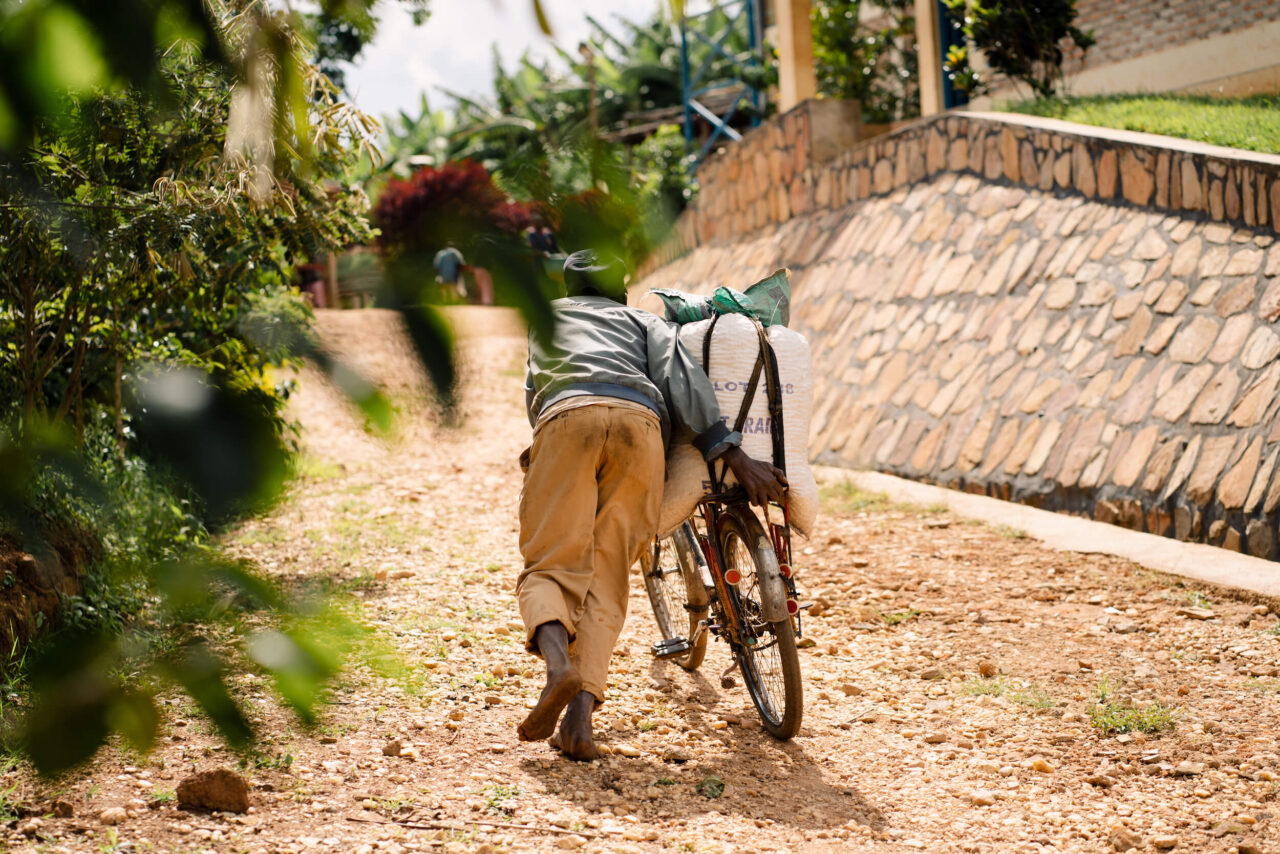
[1252,605,1270,616]
[1176,607,1216,621]
[448,709,466,721]
[176,768,250,814]
[1173,761,1205,777]
[556,834,587,849]
[977,660,997,678]
[1086,774,1116,787]
[923,731,947,744]
[614,744,641,758]
[796,637,816,649]
[493,625,511,636]
[662,747,690,763]
[99,807,129,826]
[1113,621,1141,634]
[968,790,996,806]
[1031,758,1054,773]
[1109,823,1142,851]
[382,739,404,757]
[17,817,43,837]
[319,735,338,745]
[839,683,863,696]
[51,800,74,818]
[1151,835,1178,849]
[485,694,502,706]
[919,667,945,681]
[1238,843,1263,854]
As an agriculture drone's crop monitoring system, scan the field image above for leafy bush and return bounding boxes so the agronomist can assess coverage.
[812,0,920,124]
[942,0,1094,99]
[372,159,534,257]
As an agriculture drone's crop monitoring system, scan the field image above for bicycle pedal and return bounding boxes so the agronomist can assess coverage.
[652,637,692,659]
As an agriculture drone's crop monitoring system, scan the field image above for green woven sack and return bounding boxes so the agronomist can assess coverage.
[741,268,791,327]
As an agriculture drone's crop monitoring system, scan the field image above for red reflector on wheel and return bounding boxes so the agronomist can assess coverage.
[725,569,742,585]
[779,563,791,578]
[786,599,800,615]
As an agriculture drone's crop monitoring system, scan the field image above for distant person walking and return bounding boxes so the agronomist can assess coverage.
[433,244,466,300]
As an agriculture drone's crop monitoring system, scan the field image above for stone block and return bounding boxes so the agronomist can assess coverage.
[911,423,948,472]
[1219,437,1263,510]
[1246,519,1274,559]
[1209,179,1225,220]
[1154,280,1189,314]
[1044,279,1076,310]
[1213,277,1257,317]
[1155,152,1171,207]
[1112,291,1143,320]
[1113,366,1160,426]
[1169,235,1201,278]
[1000,128,1019,182]
[1185,435,1238,504]
[1259,277,1280,322]
[958,407,998,473]
[1187,366,1239,425]
[1074,143,1096,197]
[1190,279,1222,306]
[1246,448,1280,513]
[1167,316,1220,363]
[983,135,1003,181]
[1112,307,1153,358]
[1153,364,1214,422]
[1208,314,1253,363]
[1228,362,1280,428]
[1241,326,1280,369]
[1023,420,1062,476]
[1142,436,1185,493]
[1224,248,1264,277]
[1097,149,1118,199]
[1112,425,1160,488]
[1120,150,1155,206]
[1180,158,1202,210]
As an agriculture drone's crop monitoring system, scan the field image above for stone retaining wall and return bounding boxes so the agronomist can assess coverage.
[637,106,1280,559]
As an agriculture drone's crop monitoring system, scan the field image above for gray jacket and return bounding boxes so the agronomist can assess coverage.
[525,296,741,462]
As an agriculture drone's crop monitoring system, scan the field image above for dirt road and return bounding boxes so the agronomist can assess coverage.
[9,307,1280,853]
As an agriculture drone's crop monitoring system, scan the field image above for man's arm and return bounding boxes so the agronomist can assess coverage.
[644,316,787,506]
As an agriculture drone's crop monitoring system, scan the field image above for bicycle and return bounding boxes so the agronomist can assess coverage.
[640,315,804,739]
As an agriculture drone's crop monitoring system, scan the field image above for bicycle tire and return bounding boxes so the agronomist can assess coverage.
[640,522,709,671]
[717,505,802,739]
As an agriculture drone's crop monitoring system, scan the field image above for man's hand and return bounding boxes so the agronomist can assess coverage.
[722,446,788,507]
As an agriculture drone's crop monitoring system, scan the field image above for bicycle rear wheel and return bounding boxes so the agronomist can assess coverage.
[717,505,802,739]
[640,522,709,671]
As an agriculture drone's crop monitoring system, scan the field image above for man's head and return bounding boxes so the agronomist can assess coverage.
[563,250,627,302]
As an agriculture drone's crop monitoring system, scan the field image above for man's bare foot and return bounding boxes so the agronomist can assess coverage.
[549,691,597,761]
[516,667,582,741]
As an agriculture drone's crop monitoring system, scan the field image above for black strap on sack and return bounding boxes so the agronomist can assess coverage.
[701,315,786,493]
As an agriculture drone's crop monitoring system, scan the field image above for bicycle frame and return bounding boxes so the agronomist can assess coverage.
[683,489,802,654]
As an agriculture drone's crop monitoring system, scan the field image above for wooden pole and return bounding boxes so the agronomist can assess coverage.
[915,0,945,116]
[775,0,816,112]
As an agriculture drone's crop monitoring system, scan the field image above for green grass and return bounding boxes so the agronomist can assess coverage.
[1006,94,1280,154]
[1088,676,1178,734]
[991,524,1028,540]
[480,783,519,815]
[697,775,725,799]
[880,607,921,626]
[961,676,1011,697]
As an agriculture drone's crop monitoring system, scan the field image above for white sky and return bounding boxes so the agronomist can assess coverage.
[343,0,662,120]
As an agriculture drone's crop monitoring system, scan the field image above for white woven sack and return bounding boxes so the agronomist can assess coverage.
[656,314,818,538]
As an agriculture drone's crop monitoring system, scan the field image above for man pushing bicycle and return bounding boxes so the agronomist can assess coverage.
[516,250,788,760]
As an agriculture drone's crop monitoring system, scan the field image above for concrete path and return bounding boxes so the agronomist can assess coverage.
[819,466,1280,601]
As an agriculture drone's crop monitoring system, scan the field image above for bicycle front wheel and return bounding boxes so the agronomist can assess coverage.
[640,522,709,671]
[717,505,802,739]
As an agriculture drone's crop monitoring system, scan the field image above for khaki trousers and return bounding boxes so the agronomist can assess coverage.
[517,402,664,702]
